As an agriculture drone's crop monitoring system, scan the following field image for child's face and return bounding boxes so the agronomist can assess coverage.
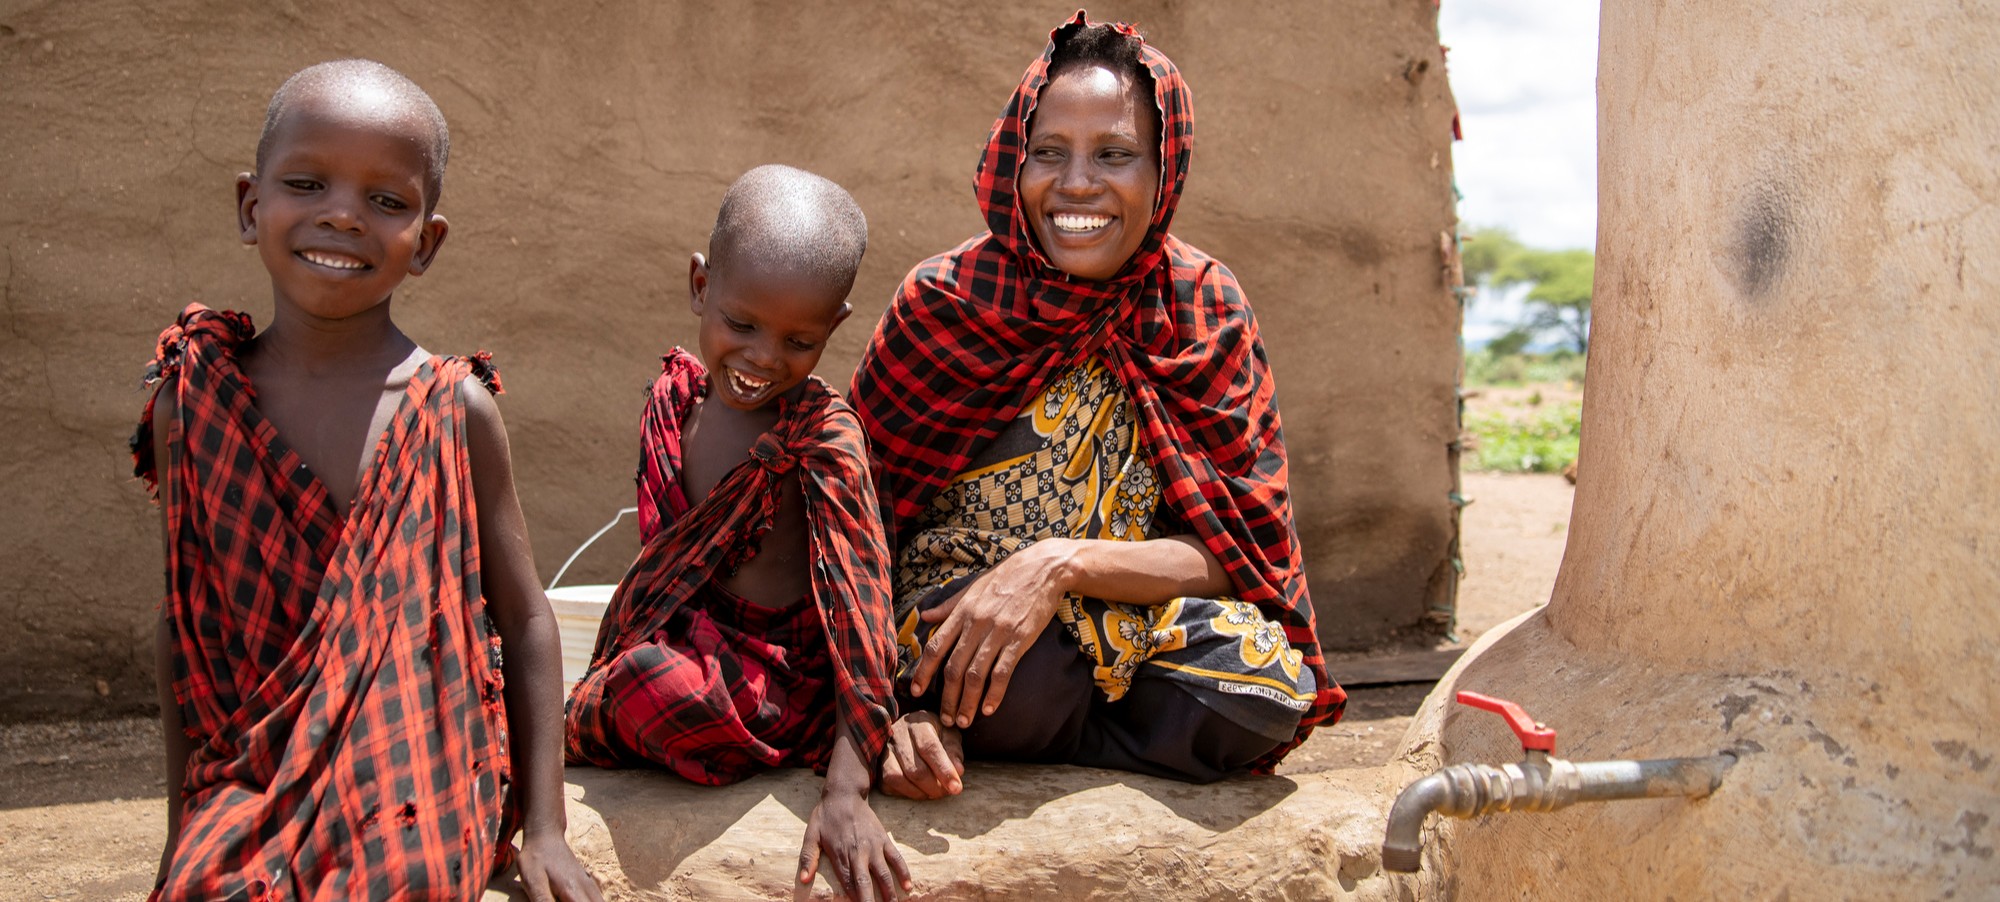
[236,91,446,322]
[688,253,852,410]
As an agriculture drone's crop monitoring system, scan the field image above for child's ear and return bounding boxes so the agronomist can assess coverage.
[235,173,259,244]
[688,253,709,315]
[830,301,854,330]
[407,214,450,276]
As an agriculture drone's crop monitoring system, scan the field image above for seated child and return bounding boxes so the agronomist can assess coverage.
[133,60,599,901]
[562,164,908,900]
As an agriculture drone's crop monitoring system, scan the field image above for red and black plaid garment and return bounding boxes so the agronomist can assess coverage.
[849,12,1345,770]
[134,303,514,900]
[563,349,896,784]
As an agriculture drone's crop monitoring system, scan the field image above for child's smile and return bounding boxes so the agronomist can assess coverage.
[724,367,776,405]
[238,92,446,322]
[689,253,852,412]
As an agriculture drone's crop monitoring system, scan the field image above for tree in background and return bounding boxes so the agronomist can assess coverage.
[1461,226,1594,354]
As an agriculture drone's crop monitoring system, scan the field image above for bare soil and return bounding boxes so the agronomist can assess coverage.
[0,456,1574,896]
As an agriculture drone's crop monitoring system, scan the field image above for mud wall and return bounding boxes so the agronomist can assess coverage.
[1398,0,1999,896]
[0,1,1459,719]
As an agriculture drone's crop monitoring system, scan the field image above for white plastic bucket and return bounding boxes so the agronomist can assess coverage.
[544,507,636,687]
[546,583,615,687]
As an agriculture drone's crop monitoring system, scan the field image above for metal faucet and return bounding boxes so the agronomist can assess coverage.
[1381,691,1737,873]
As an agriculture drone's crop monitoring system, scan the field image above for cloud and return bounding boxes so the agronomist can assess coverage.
[1441,0,1600,250]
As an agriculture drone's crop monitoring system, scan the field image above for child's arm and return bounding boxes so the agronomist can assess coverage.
[148,393,190,886]
[461,383,603,902]
[797,712,912,901]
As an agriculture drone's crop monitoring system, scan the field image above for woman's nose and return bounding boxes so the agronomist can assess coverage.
[1056,157,1099,194]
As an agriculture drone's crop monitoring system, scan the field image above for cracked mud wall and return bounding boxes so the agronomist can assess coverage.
[0,1,1459,719]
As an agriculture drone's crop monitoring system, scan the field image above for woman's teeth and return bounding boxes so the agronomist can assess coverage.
[1052,213,1112,232]
[729,368,771,396]
[300,250,366,270]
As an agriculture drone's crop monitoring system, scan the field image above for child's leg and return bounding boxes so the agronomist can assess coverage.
[565,610,789,785]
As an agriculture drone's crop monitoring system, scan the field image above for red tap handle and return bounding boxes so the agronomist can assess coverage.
[1456,691,1557,752]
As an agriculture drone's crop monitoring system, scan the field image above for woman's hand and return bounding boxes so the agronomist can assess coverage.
[878,712,964,799]
[910,539,1078,728]
[799,732,911,901]
[516,827,605,902]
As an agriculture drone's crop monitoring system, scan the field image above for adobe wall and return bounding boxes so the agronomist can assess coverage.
[0,1,1459,718]
[1396,0,1999,896]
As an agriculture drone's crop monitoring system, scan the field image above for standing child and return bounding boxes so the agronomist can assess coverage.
[135,60,599,901]
[562,165,908,901]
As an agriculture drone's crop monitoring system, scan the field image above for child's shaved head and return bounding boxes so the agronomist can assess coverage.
[256,60,450,211]
[708,165,868,295]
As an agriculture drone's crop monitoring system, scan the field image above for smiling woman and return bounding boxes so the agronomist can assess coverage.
[849,12,1347,799]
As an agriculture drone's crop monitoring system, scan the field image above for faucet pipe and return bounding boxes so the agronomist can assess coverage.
[1381,691,1737,874]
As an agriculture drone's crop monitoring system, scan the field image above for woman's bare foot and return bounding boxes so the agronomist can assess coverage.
[879,711,965,799]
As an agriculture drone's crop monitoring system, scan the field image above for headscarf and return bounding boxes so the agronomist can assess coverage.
[850,11,1343,765]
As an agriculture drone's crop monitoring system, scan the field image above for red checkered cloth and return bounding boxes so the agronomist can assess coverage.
[133,303,515,900]
[563,349,896,784]
[849,12,1345,771]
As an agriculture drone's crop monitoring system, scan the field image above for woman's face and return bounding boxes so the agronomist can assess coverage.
[1019,64,1160,282]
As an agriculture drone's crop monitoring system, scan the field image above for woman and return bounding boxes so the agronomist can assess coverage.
[850,13,1344,796]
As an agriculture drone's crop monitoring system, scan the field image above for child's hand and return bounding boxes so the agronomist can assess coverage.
[796,787,911,901]
[516,828,604,902]
[879,711,964,800]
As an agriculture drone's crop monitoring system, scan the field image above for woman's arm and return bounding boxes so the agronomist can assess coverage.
[909,534,1229,730]
[461,383,603,902]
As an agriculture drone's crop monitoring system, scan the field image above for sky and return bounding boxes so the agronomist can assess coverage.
[1438,0,1600,344]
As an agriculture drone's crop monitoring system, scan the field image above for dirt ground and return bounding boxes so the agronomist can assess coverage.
[0,464,1574,898]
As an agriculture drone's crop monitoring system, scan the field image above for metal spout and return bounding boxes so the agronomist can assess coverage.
[1381,751,1736,873]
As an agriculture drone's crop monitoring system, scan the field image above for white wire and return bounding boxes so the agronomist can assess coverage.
[546,507,639,591]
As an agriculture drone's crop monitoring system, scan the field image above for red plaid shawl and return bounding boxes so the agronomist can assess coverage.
[849,12,1344,768]
[565,350,896,777]
[133,303,513,899]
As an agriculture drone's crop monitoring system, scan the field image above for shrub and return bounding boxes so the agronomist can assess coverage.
[1465,401,1582,473]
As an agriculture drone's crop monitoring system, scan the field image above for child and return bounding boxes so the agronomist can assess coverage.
[134,60,599,901]
[562,164,909,901]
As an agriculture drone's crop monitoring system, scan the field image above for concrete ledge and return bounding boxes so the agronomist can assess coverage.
[505,763,1402,900]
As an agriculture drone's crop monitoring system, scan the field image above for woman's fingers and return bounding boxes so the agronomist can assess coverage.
[909,594,967,696]
[918,588,962,623]
[949,630,1008,728]
[976,633,1028,717]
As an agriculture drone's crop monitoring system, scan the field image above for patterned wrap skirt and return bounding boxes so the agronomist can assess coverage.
[893,357,1315,743]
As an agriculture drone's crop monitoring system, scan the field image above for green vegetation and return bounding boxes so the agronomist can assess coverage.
[1465,400,1581,474]
[1456,227,1593,473]
[1464,348,1588,387]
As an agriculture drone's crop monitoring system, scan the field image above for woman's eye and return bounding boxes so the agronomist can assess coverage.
[1030,147,1063,161]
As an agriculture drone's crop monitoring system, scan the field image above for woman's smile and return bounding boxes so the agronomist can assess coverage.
[1018,64,1160,282]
